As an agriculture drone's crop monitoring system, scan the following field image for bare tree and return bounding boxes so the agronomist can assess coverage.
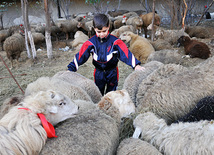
[151,0,155,41]
[21,0,36,59]
[195,0,214,26]
[44,0,53,59]
[182,0,187,28]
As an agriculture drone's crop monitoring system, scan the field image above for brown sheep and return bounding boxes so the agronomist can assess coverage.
[140,12,161,38]
[177,36,211,59]
[3,33,25,68]
[111,25,135,37]
[56,19,78,40]
[119,31,155,63]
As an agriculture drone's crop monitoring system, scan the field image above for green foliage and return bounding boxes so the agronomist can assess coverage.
[85,0,101,5]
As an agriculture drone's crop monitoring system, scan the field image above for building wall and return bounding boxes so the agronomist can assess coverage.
[1,0,213,28]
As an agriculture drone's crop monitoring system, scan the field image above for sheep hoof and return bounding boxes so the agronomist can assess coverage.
[182,55,190,59]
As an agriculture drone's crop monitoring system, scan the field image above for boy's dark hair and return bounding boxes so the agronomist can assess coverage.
[93,14,109,30]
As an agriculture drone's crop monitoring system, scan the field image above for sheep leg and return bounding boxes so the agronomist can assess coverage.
[66,33,69,40]
[132,127,142,139]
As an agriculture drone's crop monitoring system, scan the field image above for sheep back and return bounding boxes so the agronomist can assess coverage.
[25,76,92,102]
[53,71,102,103]
[123,61,163,105]
[40,100,119,155]
[117,138,162,155]
[137,68,214,124]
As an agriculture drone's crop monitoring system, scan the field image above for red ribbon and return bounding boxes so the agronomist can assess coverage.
[18,108,57,138]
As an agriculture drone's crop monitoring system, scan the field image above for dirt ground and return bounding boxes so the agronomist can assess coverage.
[0,41,134,105]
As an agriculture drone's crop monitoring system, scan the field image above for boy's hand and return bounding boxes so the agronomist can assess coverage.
[134,65,145,71]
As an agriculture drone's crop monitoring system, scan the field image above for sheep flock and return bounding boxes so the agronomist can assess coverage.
[0,9,214,155]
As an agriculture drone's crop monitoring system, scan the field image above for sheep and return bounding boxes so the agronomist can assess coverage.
[139,12,161,38]
[0,29,12,50]
[97,89,135,121]
[119,31,155,63]
[184,25,214,39]
[147,49,183,65]
[25,76,93,102]
[111,25,135,37]
[133,111,214,155]
[123,61,163,105]
[30,32,45,48]
[0,90,79,155]
[56,19,78,40]
[0,95,24,119]
[177,35,211,59]
[136,64,214,124]
[52,71,102,104]
[113,16,126,29]
[149,39,173,50]
[154,28,189,46]
[71,30,89,51]
[117,138,162,155]
[77,19,94,38]
[123,16,143,34]
[3,32,25,68]
[40,99,120,155]
[108,10,129,17]
[175,96,214,123]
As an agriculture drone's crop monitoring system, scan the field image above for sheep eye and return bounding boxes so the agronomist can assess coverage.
[59,102,66,106]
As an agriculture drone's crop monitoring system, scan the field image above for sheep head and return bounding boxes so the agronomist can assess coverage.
[177,36,190,47]
[133,112,166,139]
[21,90,79,126]
[98,89,135,118]
[119,31,134,44]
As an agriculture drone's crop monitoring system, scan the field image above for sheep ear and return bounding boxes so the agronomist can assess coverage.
[49,106,58,114]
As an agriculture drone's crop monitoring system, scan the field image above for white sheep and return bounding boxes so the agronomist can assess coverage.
[123,61,163,105]
[25,76,93,102]
[136,63,214,124]
[97,89,136,122]
[71,30,89,51]
[0,90,79,155]
[52,71,102,104]
[117,137,162,155]
[40,99,120,155]
[119,31,155,63]
[133,111,214,155]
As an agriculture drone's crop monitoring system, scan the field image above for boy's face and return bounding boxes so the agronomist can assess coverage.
[94,26,109,39]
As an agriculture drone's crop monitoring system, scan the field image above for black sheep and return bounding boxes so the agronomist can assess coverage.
[177,36,211,59]
[175,96,214,123]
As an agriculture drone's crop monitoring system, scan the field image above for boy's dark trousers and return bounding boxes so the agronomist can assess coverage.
[94,67,119,95]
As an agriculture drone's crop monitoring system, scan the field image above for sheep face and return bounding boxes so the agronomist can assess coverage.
[177,35,190,47]
[98,89,135,118]
[22,90,79,126]
[119,31,133,44]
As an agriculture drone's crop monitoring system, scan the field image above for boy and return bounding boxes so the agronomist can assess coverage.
[67,13,145,95]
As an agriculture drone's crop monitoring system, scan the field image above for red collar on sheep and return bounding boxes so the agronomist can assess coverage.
[18,107,57,138]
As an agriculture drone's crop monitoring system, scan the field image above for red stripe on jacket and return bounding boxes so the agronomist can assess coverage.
[114,39,129,58]
[78,41,93,60]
